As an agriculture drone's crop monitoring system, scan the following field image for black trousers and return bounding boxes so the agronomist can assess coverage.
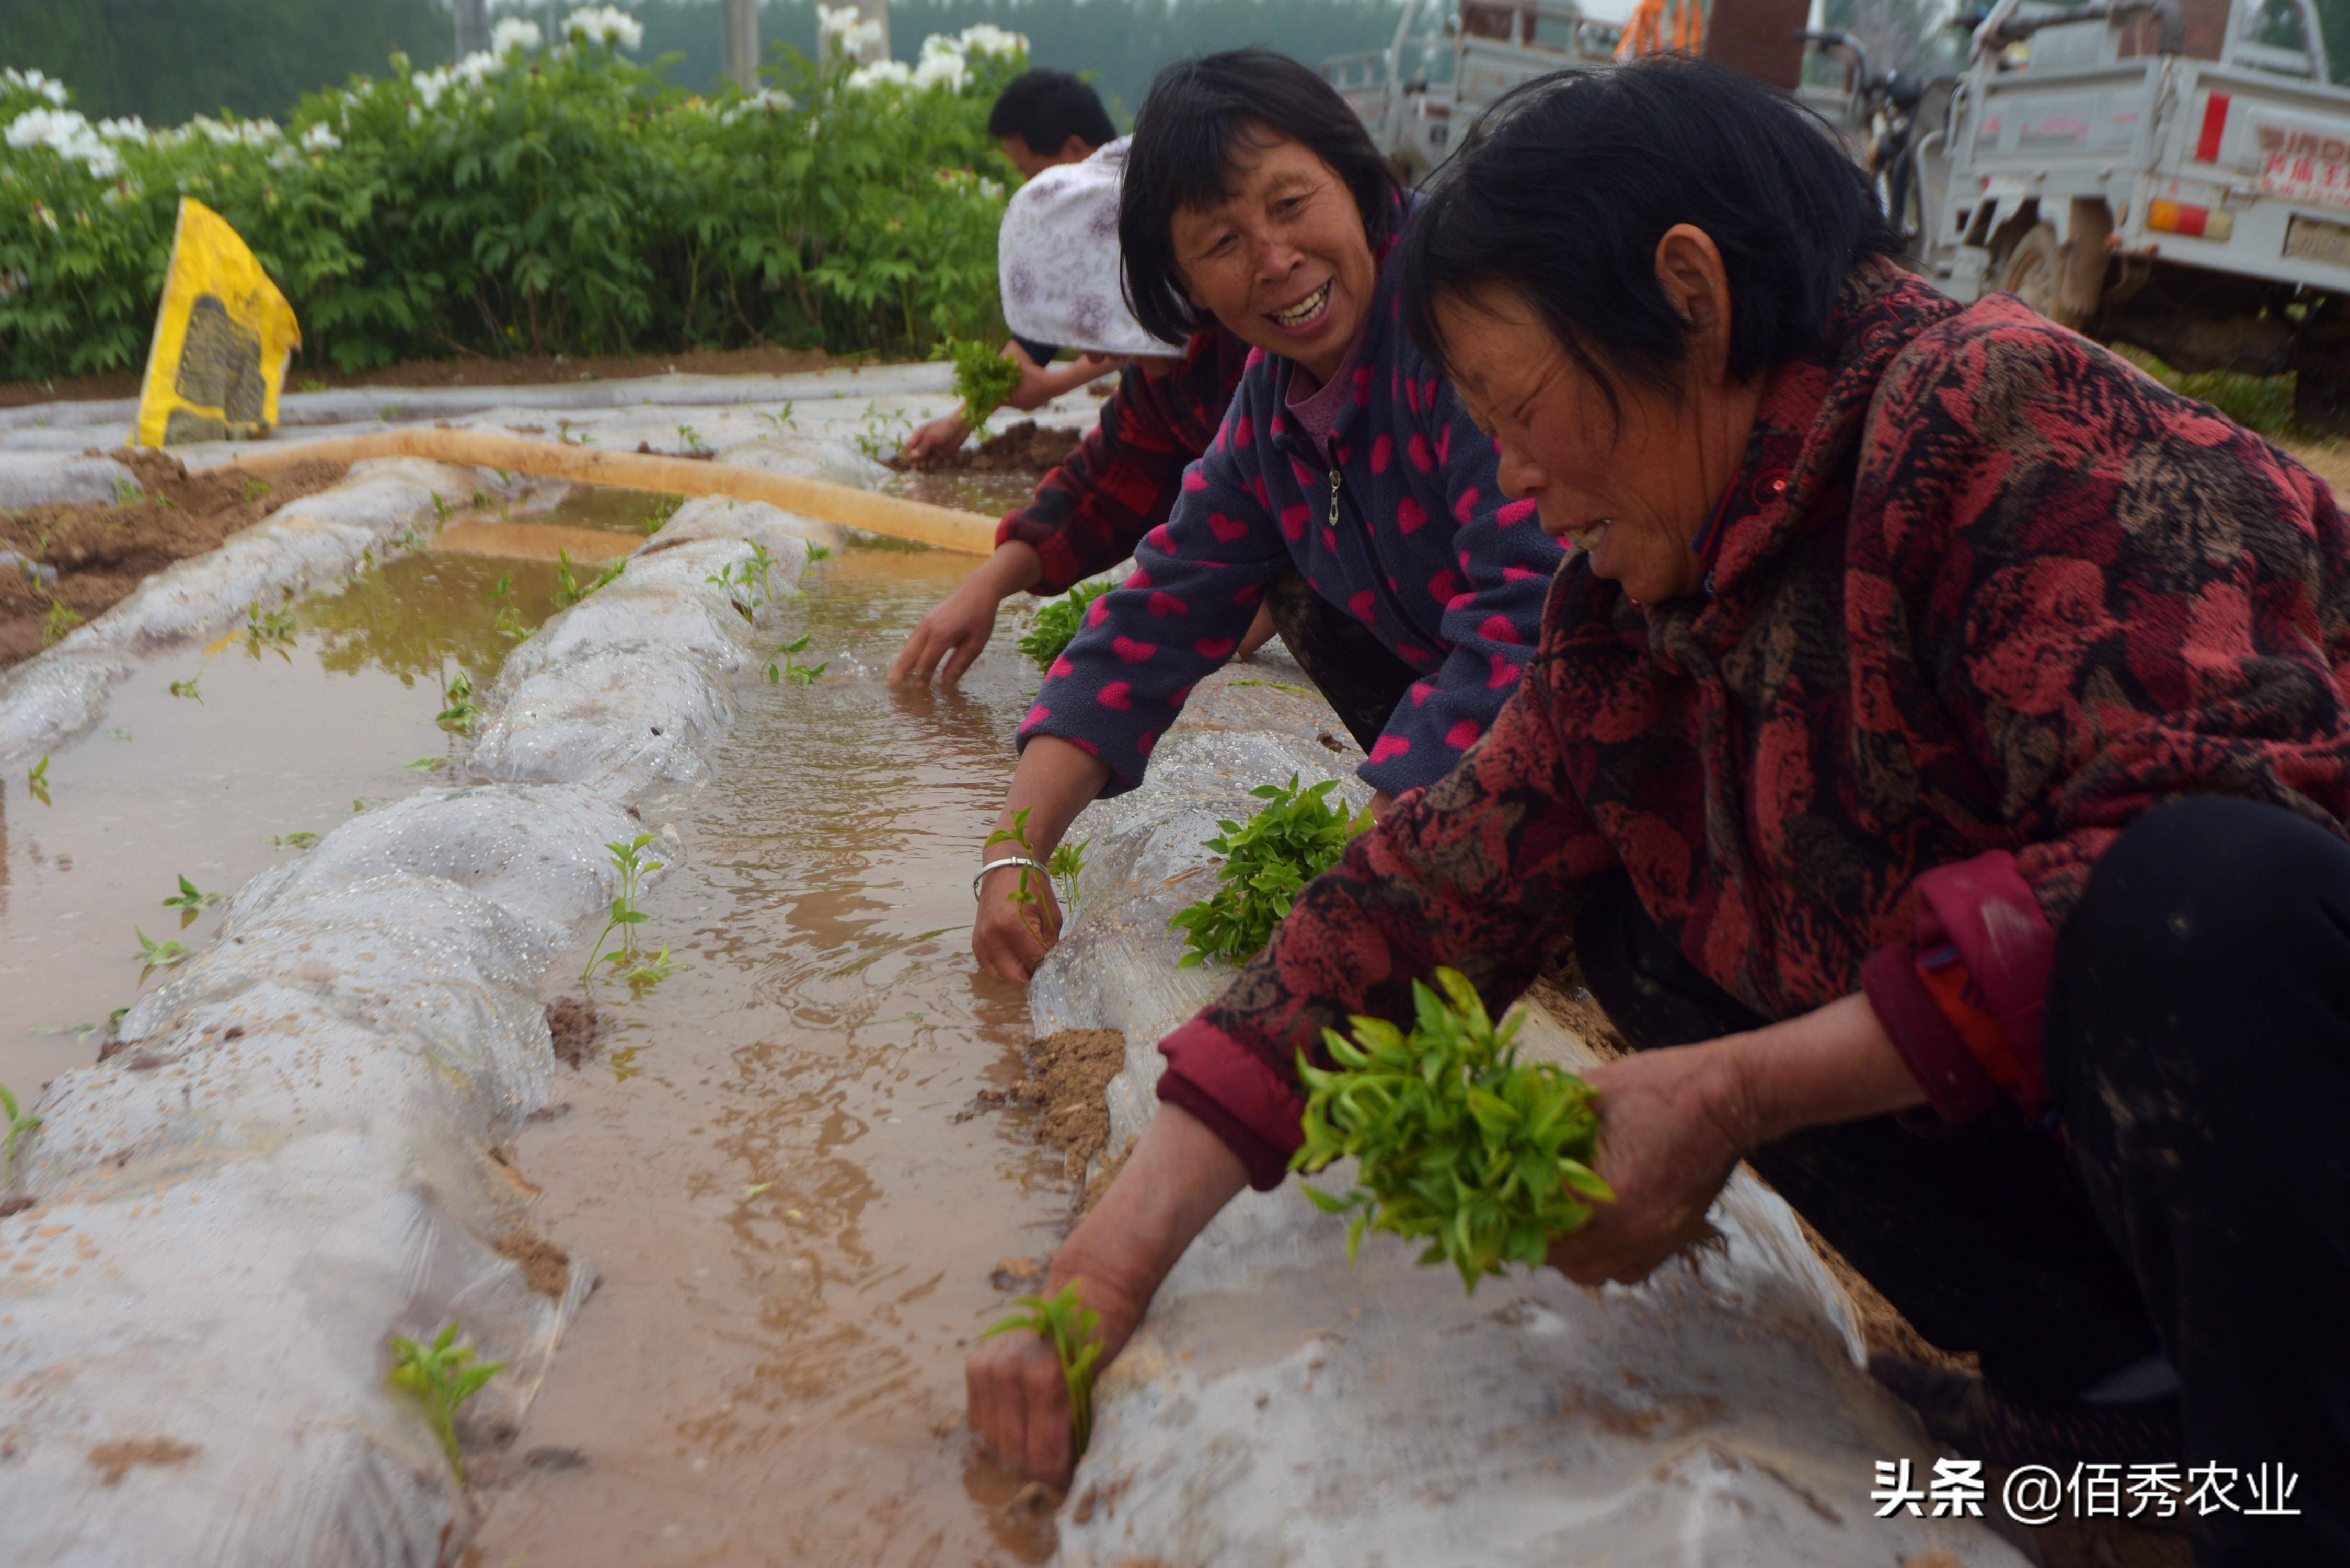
[1262,570,1417,754]
[1575,797,2350,1566]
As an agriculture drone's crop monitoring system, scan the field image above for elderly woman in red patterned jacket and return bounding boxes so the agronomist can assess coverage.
[966,61,2350,1564]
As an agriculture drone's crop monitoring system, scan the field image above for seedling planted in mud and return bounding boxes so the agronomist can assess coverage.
[1016,580,1113,673]
[764,632,826,686]
[1049,839,1089,910]
[608,945,678,987]
[981,1283,1105,1460]
[436,671,481,733]
[1169,776,1370,969]
[642,493,683,535]
[244,598,295,659]
[853,401,912,463]
[386,1321,504,1481]
[270,831,320,850]
[241,476,272,502]
[27,755,50,806]
[482,573,527,640]
[583,833,665,983]
[756,402,798,435]
[1,1080,41,1184]
[163,875,222,927]
[708,543,777,623]
[430,491,453,524]
[42,598,83,647]
[168,675,202,701]
[133,927,191,975]
[1293,967,1614,1294]
[677,423,712,457]
[552,549,625,609]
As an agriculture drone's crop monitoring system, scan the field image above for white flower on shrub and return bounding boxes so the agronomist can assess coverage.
[846,57,913,91]
[912,40,971,94]
[301,122,342,153]
[5,107,124,178]
[2,68,70,107]
[452,50,504,89]
[412,67,453,110]
[491,17,544,54]
[718,87,796,124]
[564,6,644,50]
[96,116,148,143]
[819,4,886,59]
[958,24,1028,58]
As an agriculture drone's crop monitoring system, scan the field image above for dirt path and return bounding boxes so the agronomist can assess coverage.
[0,450,349,668]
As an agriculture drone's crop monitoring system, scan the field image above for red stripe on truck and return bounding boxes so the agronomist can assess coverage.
[2196,92,2230,163]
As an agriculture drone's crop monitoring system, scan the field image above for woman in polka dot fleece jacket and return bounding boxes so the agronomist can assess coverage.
[973,50,1564,982]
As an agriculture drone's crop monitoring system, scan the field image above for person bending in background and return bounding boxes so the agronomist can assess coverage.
[891,136,1261,686]
[900,70,1122,464]
[967,50,1565,984]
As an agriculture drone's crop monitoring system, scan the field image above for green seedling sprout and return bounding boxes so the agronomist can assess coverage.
[27,755,51,806]
[984,806,1042,909]
[404,757,446,771]
[168,675,202,702]
[853,401,912,462]
[1,1080,41,1186]
[42,599,83,647]
[583,833,664,983]
[163,875,222,927]
[1293,967,1614,1294]
[111,477,145,506]
[1049,839,1089,910]
[386,1321,504,1481]
[707,544,776,623]
[483,573,527,639]
[1016,580,1114,672]
[430,491,453,523]
[244,599,296,660]
[763,632,826,686]
[642,493,684,535]
[757,403,798,435]
[436,671,481,733]
[270,831,320,850]
[133,927,191,974]
[241,476,272,502]
[1169,776,1370,968]
[553,550,625,609]
[677,423,711,456]
[607,944,678,987]
[947,337,1024,435]
[981,1283,1105,1460]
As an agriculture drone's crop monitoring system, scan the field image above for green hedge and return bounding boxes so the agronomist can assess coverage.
[0,19,1019,381]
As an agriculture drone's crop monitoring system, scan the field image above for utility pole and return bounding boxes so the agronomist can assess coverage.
[854,0,891,63]
[723,0,761,88]
[454,0,489,57]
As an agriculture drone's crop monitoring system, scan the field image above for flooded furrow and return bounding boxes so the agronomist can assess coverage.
[472,547,1069,1568]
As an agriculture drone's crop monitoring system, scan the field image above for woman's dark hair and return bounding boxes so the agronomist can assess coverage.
[1120,49,1399,345]
[987,69,1116,154]
[1400,59,1900,412]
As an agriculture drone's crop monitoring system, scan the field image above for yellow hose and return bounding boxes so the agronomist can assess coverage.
[219,428,998,556]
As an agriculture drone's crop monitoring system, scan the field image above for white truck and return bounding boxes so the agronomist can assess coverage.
[1915,0,2350,429]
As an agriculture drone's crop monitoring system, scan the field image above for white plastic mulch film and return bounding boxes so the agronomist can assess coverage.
[1027,663,2030,1567]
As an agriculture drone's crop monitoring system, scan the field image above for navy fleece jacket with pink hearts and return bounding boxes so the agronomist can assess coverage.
[1015,235,1565,799]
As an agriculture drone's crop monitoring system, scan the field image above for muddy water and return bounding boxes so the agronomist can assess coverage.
[470,547,1071,1568]
[0,493,634,1096]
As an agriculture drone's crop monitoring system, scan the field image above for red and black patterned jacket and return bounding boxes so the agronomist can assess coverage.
[1156,259,2350,1188]
[996,327,1251,595]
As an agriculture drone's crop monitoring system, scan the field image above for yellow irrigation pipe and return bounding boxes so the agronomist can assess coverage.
[217,428,998,556]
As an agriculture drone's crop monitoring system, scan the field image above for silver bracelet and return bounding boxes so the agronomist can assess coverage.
[974,857,1043,899]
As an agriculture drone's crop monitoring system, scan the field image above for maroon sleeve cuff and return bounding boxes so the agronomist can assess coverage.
[1154,1017,1308,1191]
[1861,943,2003,1123]
[996,506,1085,597]
[1914,850,2056,1112]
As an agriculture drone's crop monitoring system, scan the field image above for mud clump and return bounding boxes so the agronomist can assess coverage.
[887,420,1083,476]
[497,1229,572,1297]
[1009,1028,1126,1183]
[545,999,601,1068]
[0,449,348,670]
[86,1437,198,1485]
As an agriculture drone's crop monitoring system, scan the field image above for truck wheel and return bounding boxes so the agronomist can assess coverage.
[1993,222,2087,330]
[2295,345,2350,437]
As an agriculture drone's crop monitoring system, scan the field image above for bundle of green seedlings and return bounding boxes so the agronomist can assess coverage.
[984,807,1088,911]
[949,336,1026,435]
[981,1282,1105,1459]
[1169,775,1369,967]
[1293,967,1613,1293]
[1016,579,1115,672]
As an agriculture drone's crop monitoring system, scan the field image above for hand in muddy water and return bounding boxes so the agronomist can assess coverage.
[891,571,1003,686]
[973,862,1063,982]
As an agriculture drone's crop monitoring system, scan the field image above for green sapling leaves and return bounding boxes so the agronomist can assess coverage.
[1169,776,1369,968]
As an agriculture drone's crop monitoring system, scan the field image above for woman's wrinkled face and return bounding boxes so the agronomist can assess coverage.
[1168,133,1378,385]
[1436,284,1726,606]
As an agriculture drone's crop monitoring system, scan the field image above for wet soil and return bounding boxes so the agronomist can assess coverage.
[84,1437,199,1484]
[887,420,1085,477]
[544,1000,602,1069]
[1007,1028,1125,1184]
[0,450,349,669]
[470,548,1076,1567]
[497,1230,573,1298]
[0,344,839,409]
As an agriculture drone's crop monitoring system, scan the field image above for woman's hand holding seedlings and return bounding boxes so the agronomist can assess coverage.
[1546,993,1927,1286]
[972,736,1110,982]
[967,1103,1249,1484]
[975,865,1064,979]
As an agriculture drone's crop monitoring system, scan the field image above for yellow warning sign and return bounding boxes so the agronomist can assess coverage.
[135,197,301,448]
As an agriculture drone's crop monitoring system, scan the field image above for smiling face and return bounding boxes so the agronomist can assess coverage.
[1432,228,1763,606]
[1167,132,1378,386]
